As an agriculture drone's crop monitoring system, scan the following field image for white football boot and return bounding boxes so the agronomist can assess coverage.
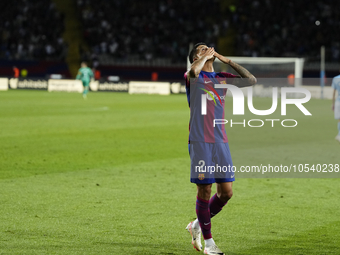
[204,243,225,255]
[186,221,202,251]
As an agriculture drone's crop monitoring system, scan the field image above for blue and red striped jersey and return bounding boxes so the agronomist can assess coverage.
[185,71,237,143]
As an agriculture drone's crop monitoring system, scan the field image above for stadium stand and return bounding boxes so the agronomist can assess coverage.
[0,0,339,79]
[76,0,340,67]
[232,0,340,62]
[0,0,67,61]
[76,0,224,65]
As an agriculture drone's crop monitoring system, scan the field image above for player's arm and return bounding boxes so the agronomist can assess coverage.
[187,47,215,79]
[76,70,82,80]
[214,52,257,87]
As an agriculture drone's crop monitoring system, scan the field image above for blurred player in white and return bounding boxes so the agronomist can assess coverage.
[332,72,340,142]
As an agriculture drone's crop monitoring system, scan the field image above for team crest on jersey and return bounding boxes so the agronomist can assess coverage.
[198,173,205,180]
[220,80,226,84]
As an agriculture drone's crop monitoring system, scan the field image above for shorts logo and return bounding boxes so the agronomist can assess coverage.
[198,173,205,180]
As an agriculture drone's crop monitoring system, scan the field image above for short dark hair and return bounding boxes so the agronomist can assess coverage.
[188,42,207,64]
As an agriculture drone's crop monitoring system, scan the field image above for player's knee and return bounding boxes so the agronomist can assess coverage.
[220,189,233,202]
[199,184,212,195]
[227,189,233,200]
[197,184,212,200]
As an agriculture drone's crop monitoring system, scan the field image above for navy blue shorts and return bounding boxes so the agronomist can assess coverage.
[189,142,235,184]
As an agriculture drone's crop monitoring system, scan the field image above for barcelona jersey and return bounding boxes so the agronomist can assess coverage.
[184,71,237,143]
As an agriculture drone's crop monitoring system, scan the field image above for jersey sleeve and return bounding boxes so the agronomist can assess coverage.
[76,69,82,80]
[219,72,238,78]
[184,71,200,87]
[184,72,190,87]
[332,77,340,90]
[219,72,238,84]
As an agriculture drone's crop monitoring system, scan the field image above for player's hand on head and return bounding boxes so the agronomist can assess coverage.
[213,50,221,57]
[204,47,215,60]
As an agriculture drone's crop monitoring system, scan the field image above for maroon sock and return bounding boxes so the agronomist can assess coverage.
[196,196,212,239]
[209,193,227,218]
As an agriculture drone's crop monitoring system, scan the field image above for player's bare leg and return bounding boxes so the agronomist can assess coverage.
[336,119,340,142]
[197,184,212,201]
[216,182,233,204]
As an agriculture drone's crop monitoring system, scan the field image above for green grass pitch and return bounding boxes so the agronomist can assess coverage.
[0,90,339,254]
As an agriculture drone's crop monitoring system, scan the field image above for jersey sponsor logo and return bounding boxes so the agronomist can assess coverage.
[207,91,226,101]
[199,87,222,106]
[199,80,227,105]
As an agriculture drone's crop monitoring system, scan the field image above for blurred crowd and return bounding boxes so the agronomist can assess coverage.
[0,0,67,61]
[77,0,224,64]
[1,0,339,64]
[78,0,340,64]
[232,0,340,61]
